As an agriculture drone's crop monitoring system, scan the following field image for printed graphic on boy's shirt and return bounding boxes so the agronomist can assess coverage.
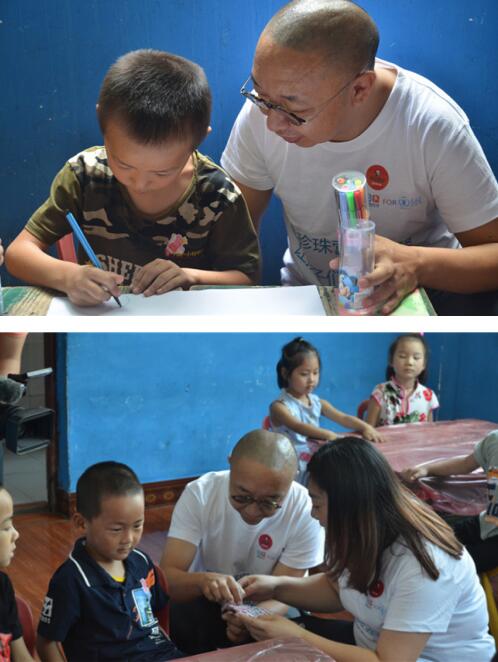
[40,596,54,624]
[132,582,157,628]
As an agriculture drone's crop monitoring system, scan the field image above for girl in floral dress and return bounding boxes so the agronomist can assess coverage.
[366,333,439,427]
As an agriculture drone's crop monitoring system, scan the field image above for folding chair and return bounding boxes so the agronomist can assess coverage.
[154,564,170,634]
[357,399,369,420]
[15,595,36,656]
[480,566,498,646]
[55,233,78,263]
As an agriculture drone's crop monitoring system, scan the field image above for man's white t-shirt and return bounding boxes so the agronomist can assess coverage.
[339,541,495,661]
[168,470,324,576]
[221,59,498,286]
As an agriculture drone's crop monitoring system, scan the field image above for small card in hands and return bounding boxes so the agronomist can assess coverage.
[222,601,271,618]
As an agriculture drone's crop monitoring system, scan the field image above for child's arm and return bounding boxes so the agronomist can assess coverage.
[270,401,337,441]
[366,397,381,427]
[10,637,35,662]
[321,400,385,443]
[401,452,479,483]
[130,261,253,296]
[36,636,66,662]
[6,230,123,306]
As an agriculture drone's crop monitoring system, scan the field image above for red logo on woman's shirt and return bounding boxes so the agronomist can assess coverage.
[368,580,384,598]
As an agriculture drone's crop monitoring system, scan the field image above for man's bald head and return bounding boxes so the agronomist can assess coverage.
[230,429,297,475]
[263,0,379,77]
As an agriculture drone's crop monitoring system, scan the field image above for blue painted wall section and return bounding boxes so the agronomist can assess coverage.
[57,333,498,492]
[1,1,497,285]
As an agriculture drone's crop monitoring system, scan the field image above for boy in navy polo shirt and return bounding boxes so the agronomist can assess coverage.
[36,462,183,661]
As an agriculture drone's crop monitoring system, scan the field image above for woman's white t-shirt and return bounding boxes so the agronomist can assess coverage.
[338,540,495,661]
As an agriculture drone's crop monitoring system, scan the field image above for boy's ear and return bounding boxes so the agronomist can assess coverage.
[227,454,232,467]
[72,511,88,533]
[206,125,212,135]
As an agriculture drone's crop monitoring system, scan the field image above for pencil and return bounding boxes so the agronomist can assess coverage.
[65,212,122,307]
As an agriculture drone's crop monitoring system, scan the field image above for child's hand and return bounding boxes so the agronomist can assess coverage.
[66,266,123,306]
[362,424,385,443]
[401,466,428,482]
[131,259,194,296]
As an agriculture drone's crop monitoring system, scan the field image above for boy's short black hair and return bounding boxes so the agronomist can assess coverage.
[97,49,211,148]
[76,461,143,520]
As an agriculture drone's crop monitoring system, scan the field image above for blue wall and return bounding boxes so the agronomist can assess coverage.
[56,332,498,492]
[2,0,497,285]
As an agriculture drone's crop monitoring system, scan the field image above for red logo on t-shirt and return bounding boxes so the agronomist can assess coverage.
[366,165,389,191]
[423,388,432,401]
[258,534,273,550]
[368,580,384,598]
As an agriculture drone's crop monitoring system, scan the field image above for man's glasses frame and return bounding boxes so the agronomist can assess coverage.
[230,493,283,513]
[240,70,367,127]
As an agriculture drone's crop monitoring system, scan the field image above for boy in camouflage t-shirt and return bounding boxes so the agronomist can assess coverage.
[6,50,260,306]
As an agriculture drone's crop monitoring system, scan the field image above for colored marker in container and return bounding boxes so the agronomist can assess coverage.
[332,171,370,227]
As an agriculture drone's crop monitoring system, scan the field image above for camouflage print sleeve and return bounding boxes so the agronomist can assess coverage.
[204,184,261,280]
[24,161,83,246]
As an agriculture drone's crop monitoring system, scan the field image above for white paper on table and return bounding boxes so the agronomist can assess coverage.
[46,286,326,316]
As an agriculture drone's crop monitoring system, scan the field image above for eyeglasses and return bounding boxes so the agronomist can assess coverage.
[230,494,283,514]
[240,71,366,127]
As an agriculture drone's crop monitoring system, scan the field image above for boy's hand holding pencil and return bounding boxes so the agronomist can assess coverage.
[64,212,123,307]
[64,264,124,306]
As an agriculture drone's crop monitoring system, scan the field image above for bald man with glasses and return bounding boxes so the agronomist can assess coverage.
[160,430,323,655]
[222,0,498,316]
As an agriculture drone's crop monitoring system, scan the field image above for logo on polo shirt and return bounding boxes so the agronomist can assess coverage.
[40,596,54,624]
[144,569,156,589]
[258,534,273,550]
[366,165,389,191]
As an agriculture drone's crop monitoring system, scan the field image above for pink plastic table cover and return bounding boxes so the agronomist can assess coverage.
[376,419,497,516]
[182,637,335,661]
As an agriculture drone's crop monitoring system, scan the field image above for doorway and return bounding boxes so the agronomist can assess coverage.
[4,333,56,509]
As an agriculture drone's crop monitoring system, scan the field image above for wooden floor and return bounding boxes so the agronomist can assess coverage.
[8,506,173,615]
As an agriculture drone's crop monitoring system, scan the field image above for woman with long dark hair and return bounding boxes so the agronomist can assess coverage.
[238,438,495,661]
